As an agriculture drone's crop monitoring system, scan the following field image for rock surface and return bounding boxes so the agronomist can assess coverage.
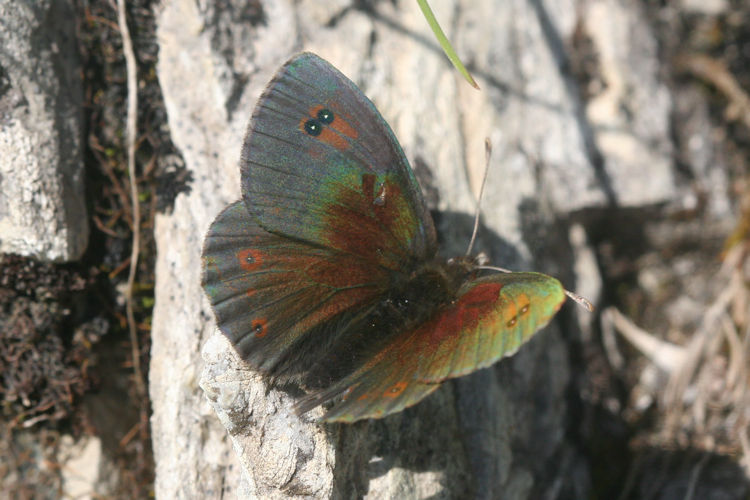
[0,0,87,262]
[58,434,119,499]
[151,0,676,497]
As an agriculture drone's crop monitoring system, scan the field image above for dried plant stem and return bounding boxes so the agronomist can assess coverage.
[679,54,750,131]
[664,279,736,408]
[116,0,145,400]
[739,423,750,477]
[604,307,684,373]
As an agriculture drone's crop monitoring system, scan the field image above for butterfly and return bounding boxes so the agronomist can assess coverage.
[201,53,584,423]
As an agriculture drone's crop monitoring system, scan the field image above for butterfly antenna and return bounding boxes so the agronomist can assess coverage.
[563,290,595,312]
[466,139,492,257]
[476,265,595,312]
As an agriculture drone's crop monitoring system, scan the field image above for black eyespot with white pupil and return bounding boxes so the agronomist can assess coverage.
[304,108,335,136]
[304,119,322,136]
[317,108,334,124]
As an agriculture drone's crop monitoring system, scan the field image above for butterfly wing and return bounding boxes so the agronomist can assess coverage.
[202,201,389,377]
[295,353,442,423]
[241,53,437,272]
[296,272,565,422]
[412,272,565,382]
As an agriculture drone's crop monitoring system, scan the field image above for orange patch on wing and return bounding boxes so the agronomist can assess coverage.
[312,105,359,139]
[518,293,531,316]
[504,299,518,327]
[251,318,268,338]
[330,116,358,139]
[384,381,408,399]
[297,105,358,152]
[318,127,350,151]
[237,248,262,271]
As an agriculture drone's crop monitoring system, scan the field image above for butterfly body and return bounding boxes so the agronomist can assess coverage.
[202,53,567,422]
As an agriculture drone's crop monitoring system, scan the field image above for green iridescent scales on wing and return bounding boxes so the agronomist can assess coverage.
[413,273,565,382]
[316,171,423,271]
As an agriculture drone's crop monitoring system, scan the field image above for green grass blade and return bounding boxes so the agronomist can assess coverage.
[417,0,479,89]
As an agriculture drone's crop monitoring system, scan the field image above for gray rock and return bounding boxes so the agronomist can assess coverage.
[152,0,675,497]
[0,0,87,262]
[58,435,119,499]
[578,0,674,207]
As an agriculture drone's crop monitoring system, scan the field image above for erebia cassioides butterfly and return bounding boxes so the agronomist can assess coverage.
[201,53,590,423]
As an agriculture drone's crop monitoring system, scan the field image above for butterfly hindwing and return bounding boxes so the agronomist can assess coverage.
[412,272,566,382]
[296,272,565,422]
[295,349,441,423]
[241,53,436,272]
[201,201,389,377]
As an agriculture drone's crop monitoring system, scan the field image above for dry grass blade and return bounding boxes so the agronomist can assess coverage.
[740,424,750,477]
[678,54,750,131]
[604,307,685,373]
[663,277,736,408]
[721,313,744,398]
[610,238,750,466]
[116,0,145,400]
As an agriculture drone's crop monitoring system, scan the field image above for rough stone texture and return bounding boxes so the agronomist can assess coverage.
[151,0,675,497]
[0,0,87,262]
[58,435,119,499]
[579,0,674,207]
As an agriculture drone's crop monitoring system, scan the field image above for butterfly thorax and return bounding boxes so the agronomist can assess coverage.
[378,255,478,332]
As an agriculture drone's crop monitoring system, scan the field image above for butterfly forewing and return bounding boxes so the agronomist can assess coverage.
[241,53,436,272]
